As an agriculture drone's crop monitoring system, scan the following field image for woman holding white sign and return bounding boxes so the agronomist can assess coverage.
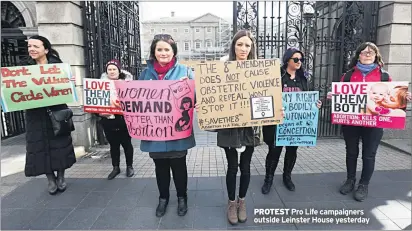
[137,34,195,218]
[261,48,322,194]
[99,59,135,180]
[195,30,259,225]
[326,42,411,202]
[22,35,76,195]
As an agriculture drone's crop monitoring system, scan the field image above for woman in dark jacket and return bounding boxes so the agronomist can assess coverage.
[23,35,76,195]
[195,30,259,225]
[327,42,411,201]
[261,48,322,194]
[99,59,134,180]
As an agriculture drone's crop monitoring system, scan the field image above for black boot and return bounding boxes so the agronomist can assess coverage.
[177,196,188,216]
[339,178,356,195]
[56,170,67,192]
[283,174,295,191]
[126,166,134,177]
[283,149,297,191]
[261,157,275,194]
[46,173,58,195]
[354,184,368,202]
[108,166,120,180]
[156,198,169,217]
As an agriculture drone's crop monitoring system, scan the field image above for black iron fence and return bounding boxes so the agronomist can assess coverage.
[82,1,142,79]
[234,1,379,137]
[1,34,27,139]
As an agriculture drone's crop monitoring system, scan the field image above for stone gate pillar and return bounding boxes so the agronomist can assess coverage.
[36,1,96,155]
[377,1,411,142]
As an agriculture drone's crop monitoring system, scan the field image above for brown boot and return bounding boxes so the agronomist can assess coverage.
[227,200,238,225]
[237,197,247,223]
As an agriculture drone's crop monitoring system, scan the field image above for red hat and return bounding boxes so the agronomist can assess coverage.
[106,59,121,72]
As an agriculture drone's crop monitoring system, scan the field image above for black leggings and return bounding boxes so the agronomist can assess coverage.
[224,146,254,201]
[266,145,298,176]
[104,128,134,167]
[153,156,188,200]
[342,125,383,185]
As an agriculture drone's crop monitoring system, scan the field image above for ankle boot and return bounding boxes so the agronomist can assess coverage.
[56,170,67,192]
[46,173,58,195]
[227,200,238,225]
[126,166,134,177]
[177,196,188,216]
[156,198,169,217]
[283,174,295,191]
[354,184,368,202]
[237,197,247,223]
[339,178,356,195]
[108,166,120,180]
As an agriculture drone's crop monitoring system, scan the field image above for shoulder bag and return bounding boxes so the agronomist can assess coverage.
[47,107,75,136]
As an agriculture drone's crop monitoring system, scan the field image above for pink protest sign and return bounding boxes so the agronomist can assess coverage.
[331,82,409,129]
[114,79,195,141]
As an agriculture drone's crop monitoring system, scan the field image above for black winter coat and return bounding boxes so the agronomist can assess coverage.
[262,68,309,147]
[24,56,76,177]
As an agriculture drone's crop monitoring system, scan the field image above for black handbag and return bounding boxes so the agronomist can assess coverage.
[47,107,75,136]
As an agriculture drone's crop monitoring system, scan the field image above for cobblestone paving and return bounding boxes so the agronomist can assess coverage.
[64,137,411,179]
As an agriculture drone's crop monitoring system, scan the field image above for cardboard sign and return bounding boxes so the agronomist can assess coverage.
[0,64,77,112]
[194,59,283,130]
[276,91,319,146]
[331,82,409,129]
[83,78,122,114]
[114,79,195,141]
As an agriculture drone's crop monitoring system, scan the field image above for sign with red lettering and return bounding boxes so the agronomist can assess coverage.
[83,78,122,114]
[0,64,77,112]
[331,82,409,129]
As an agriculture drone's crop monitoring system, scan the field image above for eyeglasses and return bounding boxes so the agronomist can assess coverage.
[291,57,304,63]
[360,51,376,56]
[154,34,174,40]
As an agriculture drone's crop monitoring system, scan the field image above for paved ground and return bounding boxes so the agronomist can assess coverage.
[1,120,411,230]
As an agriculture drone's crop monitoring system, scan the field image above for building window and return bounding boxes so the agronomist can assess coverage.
[195,42,201,49]
[195,28,200,33]
[173,28,178,33]
[184,28,189,33]
[206,41,212,48]
[207,27,212,33]
[184,42,190,51]
[161,28,166,33]
[150,29,155,34]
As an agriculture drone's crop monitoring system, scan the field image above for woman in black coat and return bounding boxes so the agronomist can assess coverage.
[261,48,322,193]
[23,35,76,195]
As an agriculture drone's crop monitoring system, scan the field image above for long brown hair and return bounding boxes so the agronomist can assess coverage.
[348,42,384,69]
[228,30,257,61]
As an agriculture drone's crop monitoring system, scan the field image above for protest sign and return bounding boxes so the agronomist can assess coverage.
[194,59,283,130]
[114,79,195,141]
[0,64,77,112]
[331,82,409,129]
[83,78,122,114]
[276,91,319,146]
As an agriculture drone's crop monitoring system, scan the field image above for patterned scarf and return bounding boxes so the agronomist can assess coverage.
[153,58,176,80]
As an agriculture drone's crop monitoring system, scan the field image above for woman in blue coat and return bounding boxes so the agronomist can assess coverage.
[138,34,195,217]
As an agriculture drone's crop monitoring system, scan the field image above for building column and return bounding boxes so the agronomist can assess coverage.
[377,1,411,139]
[36,1,96,156]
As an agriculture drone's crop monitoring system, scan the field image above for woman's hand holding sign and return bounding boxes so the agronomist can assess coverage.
[316,100,322,108]
[327,92,333,100]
